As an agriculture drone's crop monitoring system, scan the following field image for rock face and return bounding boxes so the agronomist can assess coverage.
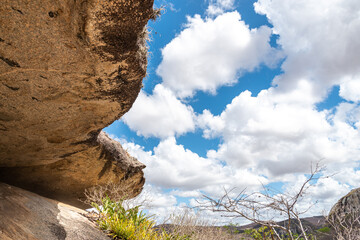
[328,187,360,239]
[329,187,360,221]
[0,0,156,207]
[0,183,109,240]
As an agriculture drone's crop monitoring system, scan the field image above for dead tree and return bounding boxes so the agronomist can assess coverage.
[326,207,360,240]
[201,163,326,240]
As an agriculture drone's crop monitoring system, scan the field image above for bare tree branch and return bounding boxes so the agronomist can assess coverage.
[199,163,326,239]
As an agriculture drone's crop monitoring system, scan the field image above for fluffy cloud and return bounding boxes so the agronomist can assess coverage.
[194,0,360,178]
[169,189,202,198]
[331,168,360,188]
[254,0,360,101]
[157,11,281,98]
[339,75,360,102]
[206,0,235,16]
[122,137,267,195]
[120,137,271,223]
[120,96,360,221]
[199,91,360,177]
[137,184,177,208]
[117,0,360,222]
[196,109,224,139]
[122,84,195,138]
[309,178,350,201]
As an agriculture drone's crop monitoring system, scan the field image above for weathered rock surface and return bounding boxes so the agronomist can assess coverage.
[0,182,110,240]
[329,187,360,221]
[0,0,155,207]
[328,187,360,239]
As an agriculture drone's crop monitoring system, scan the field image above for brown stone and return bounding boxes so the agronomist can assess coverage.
[329,187,360,221]
[0,0,155,207]
[0,182,110,240]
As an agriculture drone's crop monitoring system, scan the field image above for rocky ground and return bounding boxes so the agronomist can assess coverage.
[0,183,110,240]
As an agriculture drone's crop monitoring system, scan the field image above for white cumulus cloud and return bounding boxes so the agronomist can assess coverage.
[121,137,267,194]
[206,0,235,16]
[115,0,360,222]
[199,90,360,177]
[157,11,282,98]
[122,84,195,138]
[254,0,360,101]
[339,75,360,102]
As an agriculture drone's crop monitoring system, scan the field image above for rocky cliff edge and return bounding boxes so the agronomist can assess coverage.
[0,0,156,208]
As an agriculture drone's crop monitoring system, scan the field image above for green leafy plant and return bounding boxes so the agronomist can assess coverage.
[244,226,274,240]
[92,196,179,240]
[224,223,240,234]
[243,226,316,240]
[316,226,330,233]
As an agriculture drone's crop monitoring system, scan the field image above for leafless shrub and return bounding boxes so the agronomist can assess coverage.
[326,207,360,240]
[83,182,129,206]
[83,180,153,213]
[160,208,241,240]
[200,163,326,240]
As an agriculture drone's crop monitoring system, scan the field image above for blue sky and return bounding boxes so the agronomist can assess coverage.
[105,0,360,223]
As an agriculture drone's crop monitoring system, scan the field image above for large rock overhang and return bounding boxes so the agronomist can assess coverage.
[0,0,156,208]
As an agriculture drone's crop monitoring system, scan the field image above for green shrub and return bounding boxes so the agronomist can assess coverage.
[244,226,273,240]
[92,197,239,240]
[317,226,330,233]
[92,196,183,240]
[243,226,316,240]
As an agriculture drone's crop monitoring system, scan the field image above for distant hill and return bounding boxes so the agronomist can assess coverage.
[157,215,334,239]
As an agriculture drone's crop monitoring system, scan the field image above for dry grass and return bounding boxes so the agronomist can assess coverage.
[158,209,244,240]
